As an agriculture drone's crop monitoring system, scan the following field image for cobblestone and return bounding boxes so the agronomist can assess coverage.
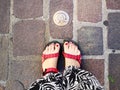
[0,36,9,80]
[106,0,120,9]
[108,13,120,50]
[49,0,73,39]
[0,0,10,33]
[13,20,45,56]
[82,59,104,85]
[9,60,42,89]
[109,54,120,90]
[0,0,120,89]
[77,0,102,22]
[78,27,103,55]
[6,80,24,90]
[13,0,43,19]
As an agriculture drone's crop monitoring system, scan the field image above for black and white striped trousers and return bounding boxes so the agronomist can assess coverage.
[28,66,104,90]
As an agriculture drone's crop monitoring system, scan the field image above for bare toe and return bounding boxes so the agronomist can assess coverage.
[64,42,69,52]
[49,43,54,52]
[55,43,60,52]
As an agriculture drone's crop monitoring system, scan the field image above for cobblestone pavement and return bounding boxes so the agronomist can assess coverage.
[0,0,120,90]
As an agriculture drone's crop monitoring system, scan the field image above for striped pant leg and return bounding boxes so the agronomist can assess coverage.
[28,66,104,90]
[63,66,104,90]
[28,72,65,90]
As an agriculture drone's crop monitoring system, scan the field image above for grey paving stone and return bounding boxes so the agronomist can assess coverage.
[49,0,73,39]
[13,0,43,19]
[6,80,24,90]
[0,36,9,80]
[0,0,10,33]
[109,54,120,90]
[108,13,120,50]
[13,20,45,56]
[78,27,103,55]
[106,0,120,9]
[82,59,104,85]
[9,60,42,89]
[77,0,102,22]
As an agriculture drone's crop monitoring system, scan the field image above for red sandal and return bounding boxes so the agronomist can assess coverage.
[63,40,82,64]
[62,52,81,64]
[42,41,61,76]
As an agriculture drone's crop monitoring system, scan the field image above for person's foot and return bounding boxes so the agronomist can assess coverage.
[63,41,81,68]
[42,43,60,71]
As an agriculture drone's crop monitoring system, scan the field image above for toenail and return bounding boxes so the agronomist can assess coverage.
[65,42,68,45]
[56,44,59,47]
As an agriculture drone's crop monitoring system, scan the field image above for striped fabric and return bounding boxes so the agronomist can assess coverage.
[28,66,104,90]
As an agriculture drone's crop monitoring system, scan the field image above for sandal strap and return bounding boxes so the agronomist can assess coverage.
[42,53,59,63]
[62,52,81,64]
[43,68,58,76]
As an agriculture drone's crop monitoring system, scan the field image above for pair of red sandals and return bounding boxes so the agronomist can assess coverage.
[42,41,81,75]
